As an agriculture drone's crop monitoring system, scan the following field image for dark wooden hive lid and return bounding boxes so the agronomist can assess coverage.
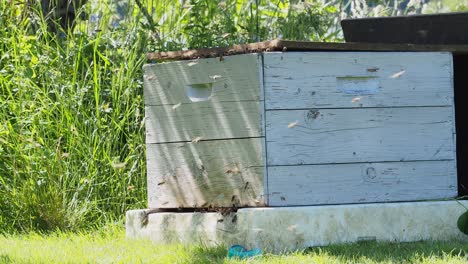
[147,39,468,61]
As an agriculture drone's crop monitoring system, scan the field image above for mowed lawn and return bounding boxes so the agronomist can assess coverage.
[1,227,467,264]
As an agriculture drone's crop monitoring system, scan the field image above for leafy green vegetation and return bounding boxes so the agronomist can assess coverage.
[0,0,148,232]
[0,228,467,263]
[1,0,467,233]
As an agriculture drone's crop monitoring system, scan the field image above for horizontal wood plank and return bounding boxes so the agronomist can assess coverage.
[147,138,265,208]
[264,52,453,109]
[146,39,468,61]
[143,53,261,106]
[146,101,263,143]
[268,160,457,206]
[266,107,455,166]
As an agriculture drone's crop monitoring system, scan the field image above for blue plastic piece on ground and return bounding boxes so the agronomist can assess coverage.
[227,245,262,259]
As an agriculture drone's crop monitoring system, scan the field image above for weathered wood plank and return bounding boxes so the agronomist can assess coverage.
[146,101,263,143]
[266,107,455,166]
[147,138,265,208]
[264,52,453,109]
[143,53,262,106]
[268,160,457,206]
[257,54,269,205]
[146,39,468,61]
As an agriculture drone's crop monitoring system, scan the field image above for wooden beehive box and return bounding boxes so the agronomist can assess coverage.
[144,40,461,209]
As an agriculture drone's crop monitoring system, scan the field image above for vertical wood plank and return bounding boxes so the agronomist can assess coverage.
[258,53,269,205]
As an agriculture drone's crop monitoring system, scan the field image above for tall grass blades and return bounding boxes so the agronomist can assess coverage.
[0,0,147,232]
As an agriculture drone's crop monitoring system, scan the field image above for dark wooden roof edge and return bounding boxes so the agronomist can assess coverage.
[146,39,468,61]
[146,39,283,61]
[341,11,468,21]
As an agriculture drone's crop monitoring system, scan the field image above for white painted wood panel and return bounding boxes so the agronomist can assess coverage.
[266,107,455,165]
[263,52,453,109]
[146,101,263,143]
[147,138,265,208]
[143,53,262,106]
[268,160,457,206]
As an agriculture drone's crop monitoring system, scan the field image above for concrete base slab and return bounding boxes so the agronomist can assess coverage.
[126,201,468,252]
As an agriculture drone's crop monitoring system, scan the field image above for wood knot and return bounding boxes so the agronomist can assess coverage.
[306,110,320,122]
[366,167,377,179]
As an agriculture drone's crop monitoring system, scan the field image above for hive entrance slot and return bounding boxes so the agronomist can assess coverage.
[187,83,213,102]
[336,76,379,95]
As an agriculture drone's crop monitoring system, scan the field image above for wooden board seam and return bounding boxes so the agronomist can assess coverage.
[258,52,270,206]
[145,99,264,107]
[264,105,453,111]
[147,136,265,145]
[267,159,455,167]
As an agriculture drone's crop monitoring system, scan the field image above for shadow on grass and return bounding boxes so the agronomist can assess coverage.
[0,254,12,264]
[305,240,468,263]
[188,245,228,263]
[175,241,468,263]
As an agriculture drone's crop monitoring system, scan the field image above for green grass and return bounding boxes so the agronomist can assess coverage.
[0,227,467,264]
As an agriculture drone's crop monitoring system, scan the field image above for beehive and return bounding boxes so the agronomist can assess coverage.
[143,42,459,209]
